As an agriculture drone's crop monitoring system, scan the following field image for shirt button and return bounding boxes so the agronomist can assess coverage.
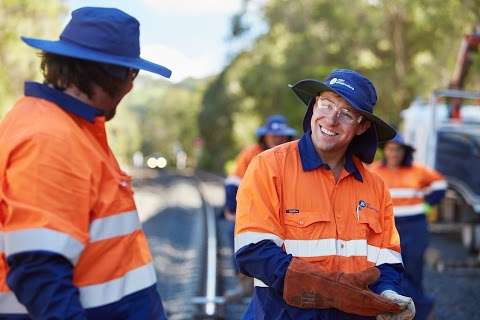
[340,243,345,249]
[120,181,129,188]
[298,220,304,225]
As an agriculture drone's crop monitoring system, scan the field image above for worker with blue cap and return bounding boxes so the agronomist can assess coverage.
[224,114,296,302]
[234,69,416,319]
[0,7,171,319]
[371,133,447,320]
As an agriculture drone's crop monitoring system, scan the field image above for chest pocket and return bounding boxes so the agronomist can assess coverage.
[283,210,331,239]
[358,209,382,236]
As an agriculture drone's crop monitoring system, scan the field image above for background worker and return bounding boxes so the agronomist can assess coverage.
[224,114,296,302]
[370,134,447,320]
[0,7,171,319]
[234,69,416,319]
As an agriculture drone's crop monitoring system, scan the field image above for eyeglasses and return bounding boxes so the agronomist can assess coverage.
[314,97,363,125]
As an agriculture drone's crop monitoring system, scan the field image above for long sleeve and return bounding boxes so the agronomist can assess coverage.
[7,252,86,319]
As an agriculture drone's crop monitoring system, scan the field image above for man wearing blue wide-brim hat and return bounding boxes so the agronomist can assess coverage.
[0,7,170,320]
[234,69,416,319]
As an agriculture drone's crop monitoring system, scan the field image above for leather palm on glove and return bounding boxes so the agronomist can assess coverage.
[283,258,402,316]
[376,290,415,320]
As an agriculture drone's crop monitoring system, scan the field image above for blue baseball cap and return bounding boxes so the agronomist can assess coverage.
[21,7,172,78]
[256,114,297,137]
[289,69,396,163]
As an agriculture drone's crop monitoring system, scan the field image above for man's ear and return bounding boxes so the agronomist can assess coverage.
[356,119,371,136]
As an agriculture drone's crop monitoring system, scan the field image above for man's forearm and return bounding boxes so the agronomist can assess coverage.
[7,252,86,319]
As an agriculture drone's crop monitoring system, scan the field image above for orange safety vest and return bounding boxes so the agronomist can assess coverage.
[370,161,447,217]
[0,95,155,312]
[235,141,402,288]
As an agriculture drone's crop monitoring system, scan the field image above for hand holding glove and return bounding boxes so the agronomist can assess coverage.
[376,290,415,320]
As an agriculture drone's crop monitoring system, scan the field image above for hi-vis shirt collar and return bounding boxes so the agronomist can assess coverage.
[24,81,104,123]
[298,131,363,182]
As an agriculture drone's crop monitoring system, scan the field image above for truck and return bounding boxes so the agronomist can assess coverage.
[401,24,480,253]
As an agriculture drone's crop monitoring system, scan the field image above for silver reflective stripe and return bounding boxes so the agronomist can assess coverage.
[389,188,423,198]
[393,203,425,217]
[79,262,157,308]
[253,278,268,287]
[89,210,141,242]
[0,291,27,314]
[370,246,403,265]
[225,175,241,186]
[284,239,368,257]
[4,228,84,264]
[234,232,284,253]
[0,232,3,252]
[424,180,448,193]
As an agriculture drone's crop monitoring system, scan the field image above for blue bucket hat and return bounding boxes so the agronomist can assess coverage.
[21,7,171,78]
[289,69,396,163]
[256,114,297,137]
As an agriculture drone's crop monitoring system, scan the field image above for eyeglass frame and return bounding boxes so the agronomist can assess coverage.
[314,96,363,125]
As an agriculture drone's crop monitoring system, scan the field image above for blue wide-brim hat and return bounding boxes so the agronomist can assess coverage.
[21,7,171,78]
[256,114,297,137]
[289,69,396,163]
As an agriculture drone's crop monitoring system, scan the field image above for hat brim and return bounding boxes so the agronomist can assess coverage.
[22,37,172,78]
[289,79,395,142]
[256,127,297,137]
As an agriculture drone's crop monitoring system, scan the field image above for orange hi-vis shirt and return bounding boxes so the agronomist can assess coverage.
[370,161,447,218]
[234,136,402,288]
[224,144,264,213]
[0,83,156,313]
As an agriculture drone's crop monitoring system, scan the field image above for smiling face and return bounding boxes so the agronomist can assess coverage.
[310,91,371,158]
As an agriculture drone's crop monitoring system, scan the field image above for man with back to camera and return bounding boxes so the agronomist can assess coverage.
[0,7,172,319]
[234,69,416,319]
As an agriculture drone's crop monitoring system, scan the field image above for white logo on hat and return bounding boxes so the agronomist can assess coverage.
[329,78,355,91]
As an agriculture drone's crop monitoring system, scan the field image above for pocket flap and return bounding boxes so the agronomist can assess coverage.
[359,212,382,233]
[284,211,330,228]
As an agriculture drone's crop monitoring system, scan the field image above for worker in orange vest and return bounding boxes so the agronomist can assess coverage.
[224,114,296,302]
[370,134,447,320]
[0,7,171,319]
[234,69,416,319]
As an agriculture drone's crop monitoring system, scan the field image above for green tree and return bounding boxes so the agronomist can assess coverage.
[198,0,479,173]
[0,0,66,116]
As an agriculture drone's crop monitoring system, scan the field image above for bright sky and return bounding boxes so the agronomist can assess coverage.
[65,0,264,82]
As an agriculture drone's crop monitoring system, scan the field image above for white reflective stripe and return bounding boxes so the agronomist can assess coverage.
[225,175,241,186]
[284,239,368,257]
[393,203,425,217]
[0,232,4,252]
[424,180,448,194]
[79,262,157,308]
[0,291,28,314]
[90,210,141,242]
[389,188,423,198]
[254,278,268,287]
[367,245,403,265]
[4,228,84,264]
[377,248,403,265]
[234,232,284,253]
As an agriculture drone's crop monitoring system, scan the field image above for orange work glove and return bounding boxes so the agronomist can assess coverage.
[283,258,402,316]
